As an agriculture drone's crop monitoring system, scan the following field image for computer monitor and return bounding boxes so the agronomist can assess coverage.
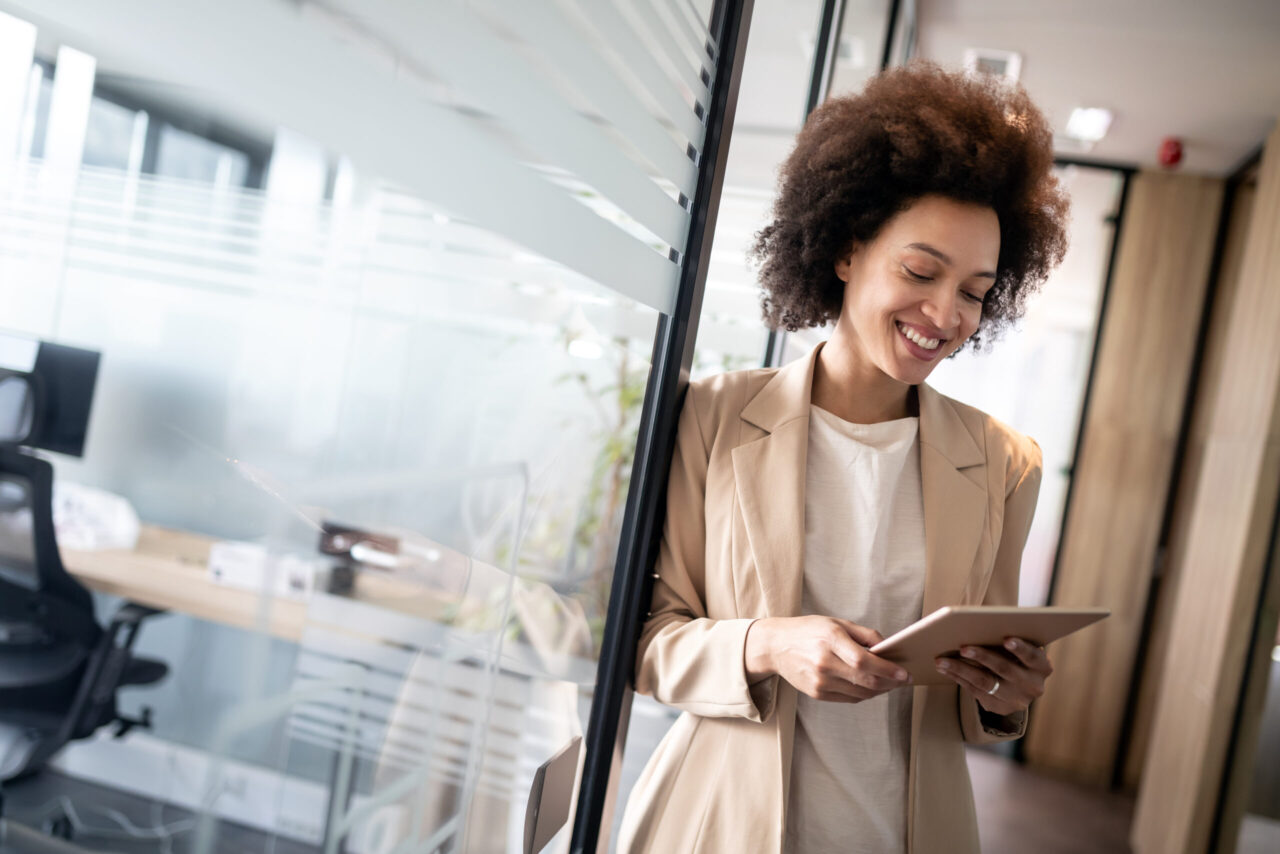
[0,333,100,458]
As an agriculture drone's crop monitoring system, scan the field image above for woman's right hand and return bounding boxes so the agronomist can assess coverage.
[744,616,911,703]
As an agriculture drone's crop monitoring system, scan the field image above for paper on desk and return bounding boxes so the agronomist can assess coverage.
[52,481,140,550]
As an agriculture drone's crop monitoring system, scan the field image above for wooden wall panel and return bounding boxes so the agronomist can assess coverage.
[1023,172,1225,784]
[1121,178,1259,790]
[1132,123,1280,854]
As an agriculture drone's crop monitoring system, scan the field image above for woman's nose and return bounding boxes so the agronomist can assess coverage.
[922,291,961,330]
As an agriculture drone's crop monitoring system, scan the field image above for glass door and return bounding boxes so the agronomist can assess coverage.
[0,2,752,852]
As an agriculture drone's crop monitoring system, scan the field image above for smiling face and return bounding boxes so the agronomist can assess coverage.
[833,194,1001,387]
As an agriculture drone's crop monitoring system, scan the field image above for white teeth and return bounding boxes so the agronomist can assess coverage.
[898,322,941,350]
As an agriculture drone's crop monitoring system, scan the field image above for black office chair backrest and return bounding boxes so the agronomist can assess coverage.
[0,447,100,651]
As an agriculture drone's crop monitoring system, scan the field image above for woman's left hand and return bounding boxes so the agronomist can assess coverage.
[935,637,1053,716]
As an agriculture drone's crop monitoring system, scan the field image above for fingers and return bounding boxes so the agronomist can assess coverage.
[813,681,877,703]
[957,645,1023,684]
[936,658,1019,715]
[1001,637,1053,675]
[834,619,885,647]
[828,635,910,691]
[804,654,880,703]
[958,643,1048,702]
[823,647,906,693]
[777,617,911,703]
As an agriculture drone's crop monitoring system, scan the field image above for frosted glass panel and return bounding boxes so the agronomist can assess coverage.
[0,0,729,850]
[8,0,719,315]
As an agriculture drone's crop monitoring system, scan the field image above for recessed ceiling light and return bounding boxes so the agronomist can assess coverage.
[1065,107,1114,143]
[963,48,1022,82]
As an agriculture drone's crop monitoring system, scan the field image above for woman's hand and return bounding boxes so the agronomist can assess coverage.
[935,637,1053,716]
[745,616,911,703]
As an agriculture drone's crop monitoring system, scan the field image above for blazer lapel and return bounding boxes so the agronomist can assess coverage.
[731,345,822,618]
[908,381,989,851]
[917,382,988,616]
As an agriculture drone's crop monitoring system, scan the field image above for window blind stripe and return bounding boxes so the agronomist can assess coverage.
[625,0,712,107]
[500,0,698,196]
[570,0,706,149]
[17,0,683,314]
[660,0,715,71]
[675,0,717,55]
[352,0,690,251]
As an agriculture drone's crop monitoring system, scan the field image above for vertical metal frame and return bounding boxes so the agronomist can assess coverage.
[878,0,903,72]
[568,2,755,851]
[1013,160,1131,765]
[761,0,848,369]
[1040,159,1134,614]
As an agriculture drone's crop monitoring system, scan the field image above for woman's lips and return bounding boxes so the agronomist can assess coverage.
[896,321,946,361]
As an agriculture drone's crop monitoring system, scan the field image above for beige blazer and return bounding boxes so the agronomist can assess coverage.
[617,342,1042,854]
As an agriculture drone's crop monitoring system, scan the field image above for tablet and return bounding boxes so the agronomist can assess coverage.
[869,605,1110,685]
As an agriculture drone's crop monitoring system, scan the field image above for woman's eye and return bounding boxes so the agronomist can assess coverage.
[903,266,932,282]
[962,291,984,303]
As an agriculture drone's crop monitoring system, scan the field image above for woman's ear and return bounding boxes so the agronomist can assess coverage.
[834,244,856,284]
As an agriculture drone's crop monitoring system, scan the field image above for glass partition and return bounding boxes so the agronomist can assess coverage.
[927,165,1125,606]
[0,0,730,851]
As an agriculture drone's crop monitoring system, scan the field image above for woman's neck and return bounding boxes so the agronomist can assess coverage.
[811,329,914,424]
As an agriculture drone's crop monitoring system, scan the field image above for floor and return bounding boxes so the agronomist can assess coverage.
[967,748,1134,854]
[3,754,1274,853]
[1238,813,1280,854]
[1,770,319,854]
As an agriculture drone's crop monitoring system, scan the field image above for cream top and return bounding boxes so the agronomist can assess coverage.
[783,405,927,854]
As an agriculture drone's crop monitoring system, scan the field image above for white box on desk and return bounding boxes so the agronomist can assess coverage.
[208,541,327,598]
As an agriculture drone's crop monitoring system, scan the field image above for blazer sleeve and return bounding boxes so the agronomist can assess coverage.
[632,381,774,722]
[958,435,1043,744]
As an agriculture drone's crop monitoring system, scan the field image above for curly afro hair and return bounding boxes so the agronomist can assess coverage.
[751,62,1069,351]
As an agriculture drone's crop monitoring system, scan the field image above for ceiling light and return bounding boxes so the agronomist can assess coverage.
[1065,108,1113,143]
[963,48,1021,82]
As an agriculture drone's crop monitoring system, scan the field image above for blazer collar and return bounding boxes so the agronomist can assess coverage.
[741,340,985,471]
[739,343,820,434]
[733,340,989,621]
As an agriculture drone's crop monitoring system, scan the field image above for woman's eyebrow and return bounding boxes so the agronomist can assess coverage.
[905,242,997,279]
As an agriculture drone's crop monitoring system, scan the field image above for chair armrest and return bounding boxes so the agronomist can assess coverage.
[107,602,165,634]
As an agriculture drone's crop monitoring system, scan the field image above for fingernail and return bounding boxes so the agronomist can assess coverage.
[1005,639,1018,651]
[895,669,908,681]
[936,659,951,671]
[960,647,976,658]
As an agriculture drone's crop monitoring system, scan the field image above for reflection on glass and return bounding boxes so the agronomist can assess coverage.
[1232,630,1280,852]
[0,0,718,849]
[694,0,827,379]
[828,0,893,98]
[155,124,249,188]
[0,476,36,590]
[81,96,140,172]
[927,165,1123,606]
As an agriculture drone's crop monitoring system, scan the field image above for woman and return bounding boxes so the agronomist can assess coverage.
[616,63,1069,854]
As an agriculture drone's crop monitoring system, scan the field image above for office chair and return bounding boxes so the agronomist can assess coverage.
[0,446,168,783]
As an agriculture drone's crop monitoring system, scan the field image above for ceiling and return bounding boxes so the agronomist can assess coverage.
[5,0,1279,179]
[729,0,1280,179]
[913,0,1280,175]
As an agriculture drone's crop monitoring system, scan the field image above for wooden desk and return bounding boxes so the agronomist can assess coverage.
[61,525,598,686]
[62,525,455,644]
